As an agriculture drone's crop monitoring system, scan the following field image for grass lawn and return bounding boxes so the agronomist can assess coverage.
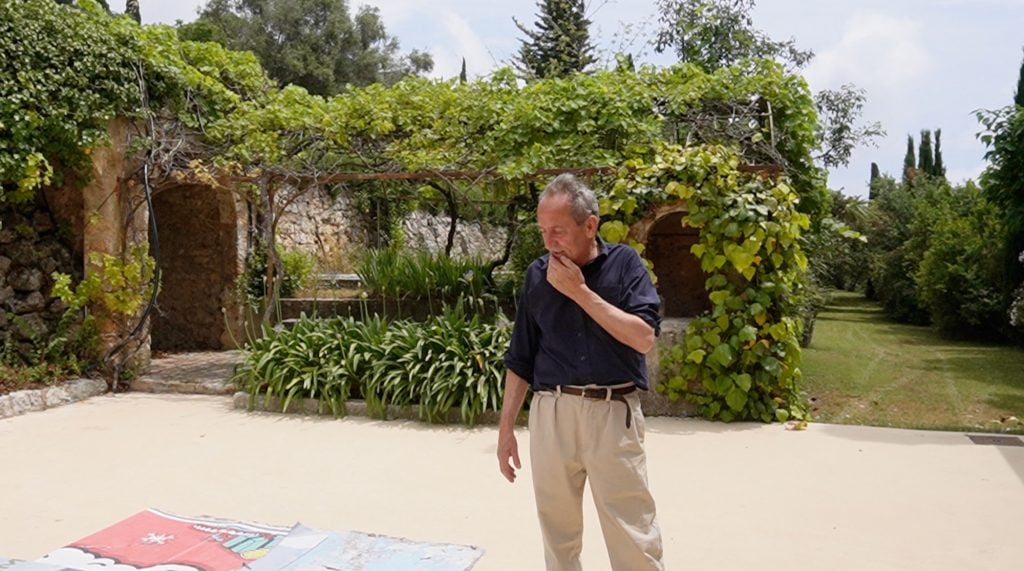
[800,291,1024,433]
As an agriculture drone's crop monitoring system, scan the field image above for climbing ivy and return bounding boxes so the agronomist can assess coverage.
[610,144,810,423]
[0,0,142,202]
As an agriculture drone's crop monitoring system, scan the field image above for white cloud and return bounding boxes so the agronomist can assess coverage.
[804,12,930,95]
[945,161,988,186]
[427,11,500,80]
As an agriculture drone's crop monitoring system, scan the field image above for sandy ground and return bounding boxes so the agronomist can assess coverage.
[1,393,1022,570]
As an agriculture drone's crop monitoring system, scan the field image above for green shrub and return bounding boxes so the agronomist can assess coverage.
[916,184,1009,339]
[355,247,489,302]
[233,301,509,426]
[242,244,316,300]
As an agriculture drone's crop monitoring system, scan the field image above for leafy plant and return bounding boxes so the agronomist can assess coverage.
[619,144,811,423]
[232,302,509,426]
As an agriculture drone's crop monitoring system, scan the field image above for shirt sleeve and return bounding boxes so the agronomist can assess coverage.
[503,266,540,381]
[621,248,663,336]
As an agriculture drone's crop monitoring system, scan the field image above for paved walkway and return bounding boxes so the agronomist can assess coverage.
[130,351,240,395]
[1,352,1023,570]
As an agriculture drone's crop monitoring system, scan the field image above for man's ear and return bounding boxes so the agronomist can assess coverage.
[586,215,598,236]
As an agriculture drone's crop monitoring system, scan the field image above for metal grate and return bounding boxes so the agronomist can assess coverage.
[967,434,1024,447]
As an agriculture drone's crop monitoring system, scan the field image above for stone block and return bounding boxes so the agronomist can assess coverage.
[65,378,108,400]
[0,285,14,304]
[8,267,43,292]
[44,386,73,408]
[0,395,12,418]
[8,390,45,414]
[10,291,47,314]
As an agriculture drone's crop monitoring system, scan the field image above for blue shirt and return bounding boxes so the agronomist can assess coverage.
[504,240,662,391]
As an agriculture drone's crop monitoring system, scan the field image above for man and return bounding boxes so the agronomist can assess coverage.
[496,173,665,571]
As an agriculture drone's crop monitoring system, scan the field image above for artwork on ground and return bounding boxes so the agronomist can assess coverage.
[0,508,482,571]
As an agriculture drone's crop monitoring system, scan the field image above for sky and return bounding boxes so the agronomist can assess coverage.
[131,0,1024,198]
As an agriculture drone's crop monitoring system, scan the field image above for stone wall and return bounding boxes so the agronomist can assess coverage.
[402,210,507,260]
[275,188,365,268]
[0,202,77,364]
[275,188,508,266]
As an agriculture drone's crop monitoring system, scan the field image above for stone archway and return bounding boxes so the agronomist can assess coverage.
[150,185,243,351]
[631,203,710,318]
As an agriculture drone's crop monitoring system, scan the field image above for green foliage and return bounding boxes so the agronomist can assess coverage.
[903,134,916,183]
[865,175,930,324]
[918,129,935,176]
[803,191,870,292]
[241,244,316,300]
[178,0,433,96]
[233,303,510,426]
[620,144,810,423]
[652,0,813,71]
[355,247,490,303]
[915,182,1009,339]
[52,244,156,318]
[514,0,597,79]
[0,0,142,203]
[813,85,885,169]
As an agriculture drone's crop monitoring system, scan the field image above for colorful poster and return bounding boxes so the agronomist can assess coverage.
[247,524,483,571]
[4,509,481,571]
[34,509,290,571]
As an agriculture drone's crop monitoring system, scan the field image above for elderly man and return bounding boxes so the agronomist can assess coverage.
[497,173,665,571]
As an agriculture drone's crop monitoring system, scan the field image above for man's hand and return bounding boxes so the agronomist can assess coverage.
[547,252,585,300]
[497,428,522,483]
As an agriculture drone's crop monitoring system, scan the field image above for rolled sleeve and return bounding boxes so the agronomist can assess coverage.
[503,279,539,382]
[621,251,662,336]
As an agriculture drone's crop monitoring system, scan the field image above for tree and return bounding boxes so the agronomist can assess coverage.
[459,57,467,83]
[918,129,934,176]
[177,0,432,96]
[651,0,879,174]
[125,0,139,23]
[933,128,946,178]
[903,134,916,183]
[652,0,812,71]
[513,0,596,79]
[978,48,1024,330]
[869,162,880,199]
[814,85,884,169]
[1016,46,1024,107]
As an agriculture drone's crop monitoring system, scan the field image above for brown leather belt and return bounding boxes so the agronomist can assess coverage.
[543,385,637,428]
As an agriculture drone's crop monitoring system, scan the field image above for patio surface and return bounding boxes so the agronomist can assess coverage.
[1,389,1022,570]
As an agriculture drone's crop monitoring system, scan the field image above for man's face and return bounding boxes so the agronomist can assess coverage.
[537,194,597,266]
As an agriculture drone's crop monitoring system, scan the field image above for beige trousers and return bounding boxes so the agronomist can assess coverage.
[528,389,665,571]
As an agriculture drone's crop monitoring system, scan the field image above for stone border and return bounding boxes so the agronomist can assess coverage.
[233,390,695,426]
[0,378,108,420]
[233,392,506,426]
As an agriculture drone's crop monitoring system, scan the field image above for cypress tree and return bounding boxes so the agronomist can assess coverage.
[918,129,934,177]
[514,0,596,79]
[126,0,140,23]
[903,134,916,184]
[459,57,467,83]
[1015,46,1024,107]
[869,162,881,200]
[933,128,946,178]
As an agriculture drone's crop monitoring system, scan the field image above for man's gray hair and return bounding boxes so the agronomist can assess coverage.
[540,173,600,225]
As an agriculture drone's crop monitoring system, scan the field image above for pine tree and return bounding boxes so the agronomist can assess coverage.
[514,0,596,79]
[933,128,946,178]
[903,134,916,184]
[918,130,934,176]
[459,57,467,83]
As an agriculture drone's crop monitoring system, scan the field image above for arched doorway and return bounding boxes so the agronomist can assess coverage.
[645,211,710,318]
[150,185,241,351]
